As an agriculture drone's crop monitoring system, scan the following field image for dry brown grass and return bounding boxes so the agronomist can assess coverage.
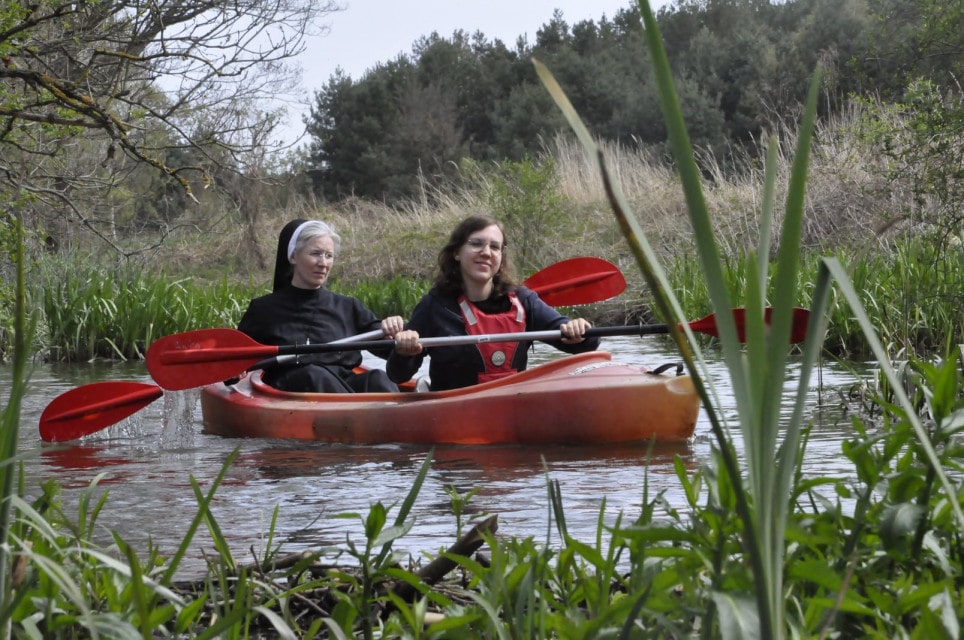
[155,99,912,313]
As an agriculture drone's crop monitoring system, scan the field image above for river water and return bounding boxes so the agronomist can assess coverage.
[11,337,866,577]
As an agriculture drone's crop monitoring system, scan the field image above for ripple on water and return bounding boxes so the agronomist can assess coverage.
[15,337,866,577]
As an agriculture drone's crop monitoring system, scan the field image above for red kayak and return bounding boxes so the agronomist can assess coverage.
[200,352,700,445]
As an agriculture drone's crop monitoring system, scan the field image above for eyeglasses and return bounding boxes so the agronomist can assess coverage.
[465,238,505,253]
[307,250,335,261]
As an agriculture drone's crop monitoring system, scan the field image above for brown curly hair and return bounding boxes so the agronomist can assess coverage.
[434,214,518,298]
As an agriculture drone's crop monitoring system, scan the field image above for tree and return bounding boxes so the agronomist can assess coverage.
[306,61,418,201]
[858,0,964,98]
[0,0,336,256]
[307,32,529,202]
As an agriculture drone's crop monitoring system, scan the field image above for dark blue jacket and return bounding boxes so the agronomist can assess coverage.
[386,286,600,391]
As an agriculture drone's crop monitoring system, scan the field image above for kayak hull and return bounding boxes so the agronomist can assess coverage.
[200,352,700,445]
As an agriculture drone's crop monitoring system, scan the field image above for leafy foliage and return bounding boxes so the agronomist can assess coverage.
[856,0,964,97]
[460,157,570,276]
[306,0,878,202]
[855,83,964,243]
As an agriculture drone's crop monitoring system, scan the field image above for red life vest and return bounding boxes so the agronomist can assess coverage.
[458,292,527,384]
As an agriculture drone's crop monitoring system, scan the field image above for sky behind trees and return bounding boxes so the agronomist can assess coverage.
[278,0,669,145]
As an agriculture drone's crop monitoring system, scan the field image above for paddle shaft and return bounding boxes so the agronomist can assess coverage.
[327,328,384,343]
[155,306,809,372]
[158,322,677,367]
[315,324,669,349]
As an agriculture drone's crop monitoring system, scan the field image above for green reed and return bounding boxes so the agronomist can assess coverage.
[18,233,960,363]
[537,0,825,632]
[0,213,30,635]
[36,260,261,361]
[830,241,962,357]
[331,275,429,320]
[29,256,428,361]
[668,239,963,359]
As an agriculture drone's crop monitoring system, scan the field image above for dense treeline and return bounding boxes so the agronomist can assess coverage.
[305,0,961,203]
[0,0,960,284]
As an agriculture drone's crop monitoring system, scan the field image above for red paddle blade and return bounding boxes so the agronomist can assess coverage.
[146,328,275,390]
[783,307,811,343]
[685,307,810,343]
[40,381,163,442]
[523,257,626,306]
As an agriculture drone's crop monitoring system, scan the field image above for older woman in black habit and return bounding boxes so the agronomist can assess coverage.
[238,219,405,393]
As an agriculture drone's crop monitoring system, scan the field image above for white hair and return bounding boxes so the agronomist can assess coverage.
[288,220,342,260]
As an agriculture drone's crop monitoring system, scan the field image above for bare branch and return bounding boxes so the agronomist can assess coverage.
[0,0,339,251]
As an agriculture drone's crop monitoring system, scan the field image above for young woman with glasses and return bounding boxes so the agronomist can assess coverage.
[388,214,599,391]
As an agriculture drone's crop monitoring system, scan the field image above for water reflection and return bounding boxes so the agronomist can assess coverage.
[241,441,695,484]
[39,444,134,488]
[12,337,865,577]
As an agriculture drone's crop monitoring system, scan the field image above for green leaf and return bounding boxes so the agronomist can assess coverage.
[786,559,846,591]
[252,606,298,640]
[880,502,926,551]
[175,595,209,634]
[372,521,413,548]
[365,502,387,540]
[711,591,760,640]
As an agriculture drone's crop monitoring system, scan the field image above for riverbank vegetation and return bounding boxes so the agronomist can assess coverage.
[18,99,964,362]
[3,0,963,637]
[2,0,962,364]
[22,225,963,363]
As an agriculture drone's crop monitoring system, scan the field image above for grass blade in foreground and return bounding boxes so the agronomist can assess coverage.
[537,1,827,635]
[1,213,32,614]
[632,6,826,637]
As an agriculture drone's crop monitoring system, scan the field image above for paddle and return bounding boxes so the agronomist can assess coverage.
[147,307,810,390]
[39,381,163,443]
[39,257,625,441]
[40,306,809,441]
[37,327,391,443]
[521,256,625,306]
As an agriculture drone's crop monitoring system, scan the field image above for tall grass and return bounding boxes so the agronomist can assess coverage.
[23,237,963,363]
[332,275,429,321]
[36,261,261,361]
[33,261,425,361]
[0,213,30,637]
[534,0,964,636]
[56,90,912,297]
[831,241,963,357]
[668,241,964,358]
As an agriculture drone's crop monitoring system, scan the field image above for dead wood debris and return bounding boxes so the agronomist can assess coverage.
[170,515,499,632]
